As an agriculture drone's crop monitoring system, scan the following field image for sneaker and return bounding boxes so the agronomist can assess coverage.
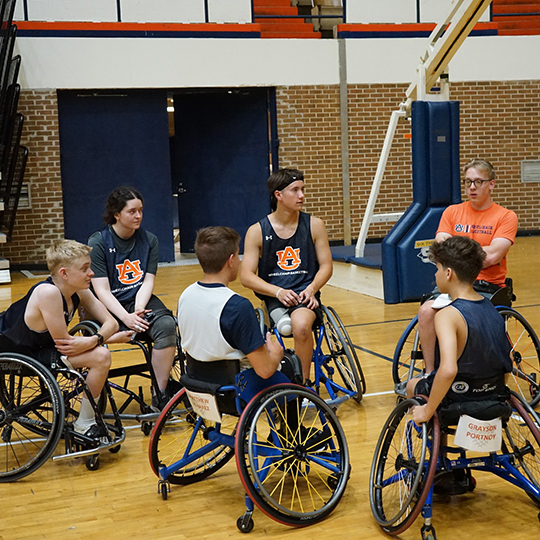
[433,470,475,496]
[151,387,170,412]
[74,423,111,446]
[300,426,331,452]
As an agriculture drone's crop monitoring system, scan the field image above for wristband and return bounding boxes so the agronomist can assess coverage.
[276,288,283,299]
[95,333,104,347]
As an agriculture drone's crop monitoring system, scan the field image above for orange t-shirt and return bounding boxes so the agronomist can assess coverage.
[437,201,518,286]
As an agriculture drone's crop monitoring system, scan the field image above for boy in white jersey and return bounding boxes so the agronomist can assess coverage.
[178,226,283,381]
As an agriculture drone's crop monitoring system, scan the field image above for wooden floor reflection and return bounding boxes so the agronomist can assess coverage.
[1,237,539,540]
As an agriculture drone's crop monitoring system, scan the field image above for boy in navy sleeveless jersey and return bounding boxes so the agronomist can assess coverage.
[178,226,283,380]
[408,236,512,424]
[0,240,118,438]
[241,169,333,382]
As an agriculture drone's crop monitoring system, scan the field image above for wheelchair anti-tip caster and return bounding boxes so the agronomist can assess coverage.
[141,421,153,436]
[158,480,170,500]
[236,513,254,533]
[421,523,437,539]
[85,454,100,471]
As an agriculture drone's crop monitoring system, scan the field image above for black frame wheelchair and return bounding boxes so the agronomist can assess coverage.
[369,391,540,539]
[0,331,126,480]
[260,303,366,407]
[393,280,540,408]
[77,312,183,435]
[148,363,351,533]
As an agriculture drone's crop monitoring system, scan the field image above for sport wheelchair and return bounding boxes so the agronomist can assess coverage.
[393,280,540,408]
[0,333,125,480]
[76,311,183,435]
[148,355,351,533]
[259,303,366,408]
[369,391,540,539]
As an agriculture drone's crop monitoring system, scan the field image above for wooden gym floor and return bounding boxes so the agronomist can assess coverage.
[1,236,539,540]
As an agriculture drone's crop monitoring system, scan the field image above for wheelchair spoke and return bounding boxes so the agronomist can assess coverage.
[0,354,64,481]
[149,389,236,485]
[499,309,540,408]
[236,384,350,526]
[370,398,439,534]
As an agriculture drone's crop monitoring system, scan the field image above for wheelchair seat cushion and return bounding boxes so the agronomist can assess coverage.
[180,373,222,396]
[438,399,513,427]
[184,356,240,415]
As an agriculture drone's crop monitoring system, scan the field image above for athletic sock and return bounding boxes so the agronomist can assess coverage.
[73,396,96,433]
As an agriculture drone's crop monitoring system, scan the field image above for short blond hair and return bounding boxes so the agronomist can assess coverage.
[46,239,92,275]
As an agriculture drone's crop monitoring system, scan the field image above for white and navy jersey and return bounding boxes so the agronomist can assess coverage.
[178,282,264,362]
[257,211,318,302]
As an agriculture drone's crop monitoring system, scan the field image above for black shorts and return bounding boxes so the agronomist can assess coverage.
[0,335,60,368]
[265,292,323,329]
[413,371,436,397]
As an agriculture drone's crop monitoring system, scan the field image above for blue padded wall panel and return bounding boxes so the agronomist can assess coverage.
[382,100,461,303]
[411,100,461,207]
[382,202,425,304]
[396,207,446,301]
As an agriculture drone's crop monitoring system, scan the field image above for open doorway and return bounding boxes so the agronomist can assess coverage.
[168,87,278,258]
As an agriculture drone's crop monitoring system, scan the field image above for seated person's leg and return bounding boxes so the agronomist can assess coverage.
[265,298,292,336]
[64,346,111,435]
[147,305,177,406]
[290,307,317,382]
[406,371,434,398]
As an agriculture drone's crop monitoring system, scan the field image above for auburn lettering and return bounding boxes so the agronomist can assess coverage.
[116,259,144,285]
[276,246,301,271]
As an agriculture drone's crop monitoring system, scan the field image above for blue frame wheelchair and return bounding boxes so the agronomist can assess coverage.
[0,326,126,480]
[369,391,540,539]
[148,365,350,532]
[393,282,540,408]
[261,304,366,408]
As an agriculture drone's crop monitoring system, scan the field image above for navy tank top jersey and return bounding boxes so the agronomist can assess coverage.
[0,276,79,350]
[436,297,512,379]
[257,212,318,302]
[101,227,150,304]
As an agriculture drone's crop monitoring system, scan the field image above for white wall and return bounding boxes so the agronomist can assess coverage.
[346,0,490,24]
[14,35,540,91]
[16,0,252,24]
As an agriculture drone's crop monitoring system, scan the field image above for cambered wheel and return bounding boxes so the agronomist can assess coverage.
[370,398,439,535]
[149,388,237,485]
[0,353,64,482]
[325,306,366,396]
[321,306,364,403]
[392,316,424,391]
[235,384,350,527]
[503,393,540,505]
[498,308,540,408]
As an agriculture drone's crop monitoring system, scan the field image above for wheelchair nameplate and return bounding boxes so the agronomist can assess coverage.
[454,414,502,453]
[185,390,222,423]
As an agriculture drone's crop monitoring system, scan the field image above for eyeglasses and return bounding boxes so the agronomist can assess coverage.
[462,179,491,188]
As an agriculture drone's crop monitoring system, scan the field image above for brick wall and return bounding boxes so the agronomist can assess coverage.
[0,90,64,265]
[2,81,539,265]
[278,80,540,242]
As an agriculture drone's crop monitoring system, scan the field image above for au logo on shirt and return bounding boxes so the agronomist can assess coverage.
[116,259,144,285]
[276,246,301,271]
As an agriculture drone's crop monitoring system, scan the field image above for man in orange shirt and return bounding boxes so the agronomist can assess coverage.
[418,159,518,373]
